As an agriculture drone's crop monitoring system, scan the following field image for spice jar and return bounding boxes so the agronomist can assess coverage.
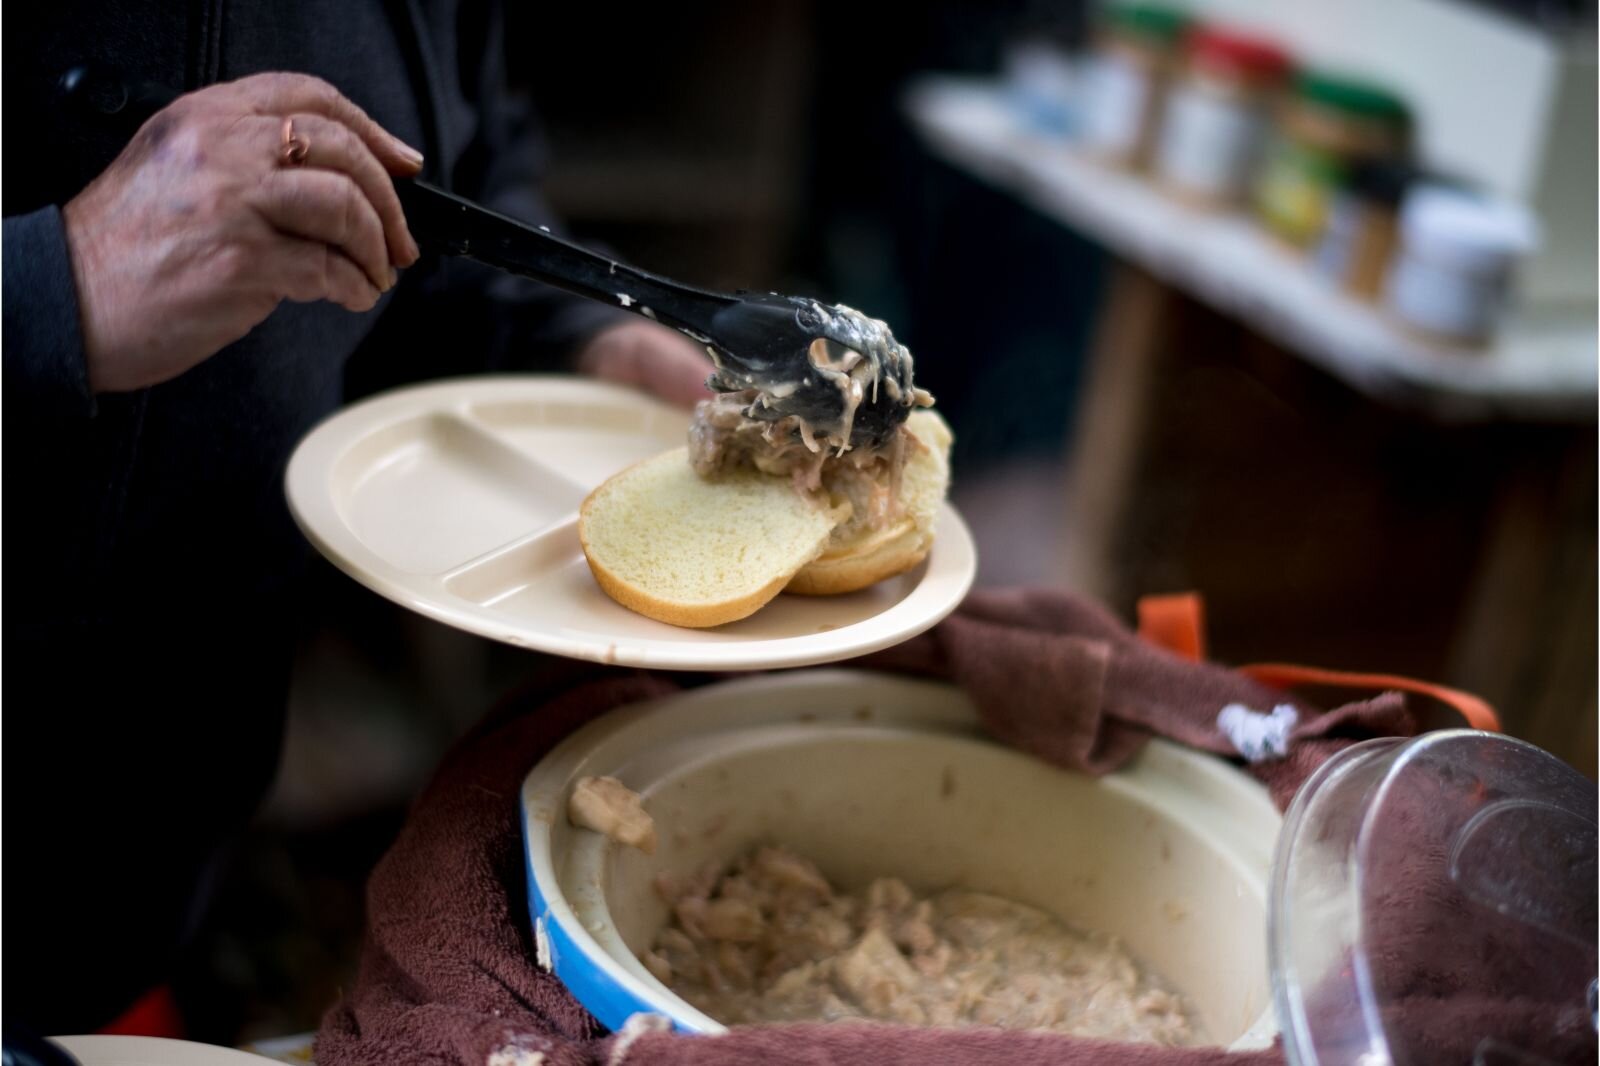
[1384,185,1540,347]
[1255,71,1411,249]
[1153,27,1293,209]
[1003,37,1078,137]
[1077,4,1190,170]
[1313,159,1420,301]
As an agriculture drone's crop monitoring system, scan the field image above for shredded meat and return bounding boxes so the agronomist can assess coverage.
[647,847,1195,1044]
[688,392,925,546]
[568,776,656,854]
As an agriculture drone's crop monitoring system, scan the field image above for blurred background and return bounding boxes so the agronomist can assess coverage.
[177,0,1597,1047]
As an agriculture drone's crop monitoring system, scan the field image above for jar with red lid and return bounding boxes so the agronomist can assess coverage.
[1154,26,1293,208]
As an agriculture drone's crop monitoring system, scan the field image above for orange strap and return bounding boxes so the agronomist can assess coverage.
[1136,593,1501,733]
[1136,593,1207,662]
[1236,663,1501,733]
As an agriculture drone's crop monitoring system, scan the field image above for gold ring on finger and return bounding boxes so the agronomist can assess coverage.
[280,116,310,166]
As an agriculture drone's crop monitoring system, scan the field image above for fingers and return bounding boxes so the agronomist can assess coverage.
[280,113,418,266]
[644,341,718,408]
[579,323,717,409]
[224,71,424,176]
[268,234,384,312]
[251,167,393,291]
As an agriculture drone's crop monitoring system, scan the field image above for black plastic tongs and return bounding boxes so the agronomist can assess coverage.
[62,65,920,449]
[393,179,918,448]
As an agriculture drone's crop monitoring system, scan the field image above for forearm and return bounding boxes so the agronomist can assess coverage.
[3,206,97,420]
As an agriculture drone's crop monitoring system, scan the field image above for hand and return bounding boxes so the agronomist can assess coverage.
[574,320,715,409]
[63,72,425,394]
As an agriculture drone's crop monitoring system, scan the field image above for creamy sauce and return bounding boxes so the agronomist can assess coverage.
[695,302,931,466]
[647,847,1194,1043]
[687,391,923,546]
[790,302,931,450]
[688,302,932,541]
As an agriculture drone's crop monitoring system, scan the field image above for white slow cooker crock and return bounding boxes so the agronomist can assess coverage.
[521,670,1282,1048]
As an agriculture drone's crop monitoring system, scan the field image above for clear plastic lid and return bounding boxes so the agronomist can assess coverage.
[1270,730,1597,1066]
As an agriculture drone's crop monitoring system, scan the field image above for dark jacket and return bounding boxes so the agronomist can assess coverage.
[2,0,621,1031]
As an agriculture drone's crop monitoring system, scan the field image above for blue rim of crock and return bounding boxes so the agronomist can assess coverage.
[521,802,703,1034]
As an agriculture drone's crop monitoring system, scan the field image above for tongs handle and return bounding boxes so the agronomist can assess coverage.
[391,178,737,342]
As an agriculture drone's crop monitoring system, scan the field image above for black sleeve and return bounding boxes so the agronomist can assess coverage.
[3,205,98,420]
[346,1,627,398]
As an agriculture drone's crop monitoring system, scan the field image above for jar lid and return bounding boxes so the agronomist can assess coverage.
[1188,26,1293,84]
[1340,158,1424,207]
[1270,731,1597,1066]
[1102,3,1191,46]
[1295,69,1411,126]
[1399,184,1541,271]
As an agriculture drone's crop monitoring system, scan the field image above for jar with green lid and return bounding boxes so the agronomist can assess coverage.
[1078,3,1190,170]
[1254,70,1412,248]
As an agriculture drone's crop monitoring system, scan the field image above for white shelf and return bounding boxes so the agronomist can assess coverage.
[903,76,1597,423]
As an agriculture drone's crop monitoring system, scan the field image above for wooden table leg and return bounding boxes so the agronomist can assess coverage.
[1445,428,1597,777]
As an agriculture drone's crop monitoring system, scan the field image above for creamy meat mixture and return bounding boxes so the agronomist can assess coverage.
[644,847,1194,1044]
[689,303,934,542]
[690,390,924,546]
[568,775,657,854]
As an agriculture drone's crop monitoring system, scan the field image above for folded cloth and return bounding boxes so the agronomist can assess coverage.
[316,588,1417,1066]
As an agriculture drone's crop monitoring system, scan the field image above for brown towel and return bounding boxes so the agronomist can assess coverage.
[316,588,1416,1066]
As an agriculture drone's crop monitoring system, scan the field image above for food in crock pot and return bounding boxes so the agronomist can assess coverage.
[568,776,657,854]
[644,846,1194,1043]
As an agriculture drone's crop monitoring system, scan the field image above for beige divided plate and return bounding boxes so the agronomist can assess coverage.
[49,1037,282,1065]
[286,376,977,670]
